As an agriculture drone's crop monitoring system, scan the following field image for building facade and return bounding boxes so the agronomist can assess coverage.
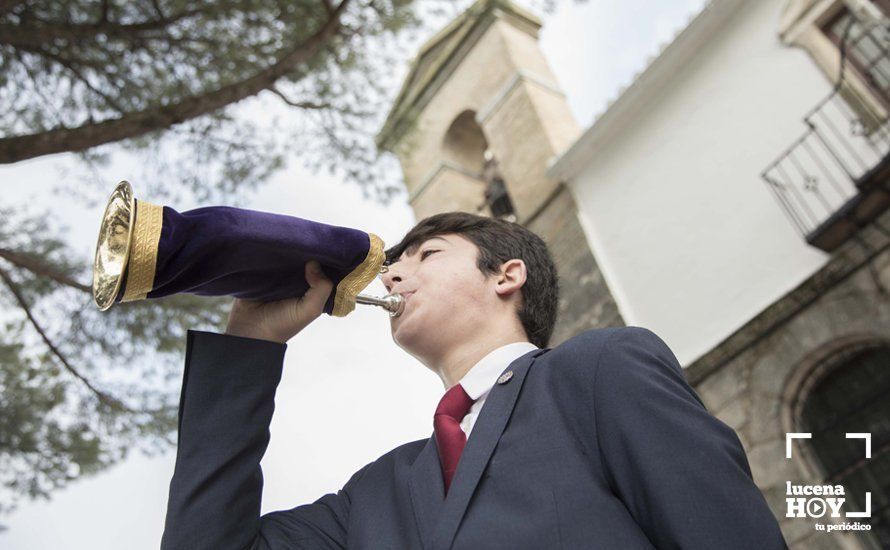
[378,0,890,547]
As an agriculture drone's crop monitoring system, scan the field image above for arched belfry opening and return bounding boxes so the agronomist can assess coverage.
[442,110,517,222]
[442,110,487,173]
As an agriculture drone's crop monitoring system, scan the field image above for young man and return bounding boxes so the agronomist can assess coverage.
[161,212,788,549]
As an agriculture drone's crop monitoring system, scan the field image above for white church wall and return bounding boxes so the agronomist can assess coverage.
[564,0,839,366]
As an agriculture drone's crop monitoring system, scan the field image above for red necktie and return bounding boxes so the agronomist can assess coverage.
[434,383,476,495]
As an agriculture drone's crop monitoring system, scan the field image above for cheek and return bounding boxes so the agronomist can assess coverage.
[393,271,486,344]
[439,270,489,309]
[410,265,487,316]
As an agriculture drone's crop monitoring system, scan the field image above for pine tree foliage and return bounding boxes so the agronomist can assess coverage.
[0,0,421,201]
[0,0,424,516]
[0,204,230,515]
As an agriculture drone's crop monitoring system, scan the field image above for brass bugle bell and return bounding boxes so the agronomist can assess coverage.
[91,180,404,317]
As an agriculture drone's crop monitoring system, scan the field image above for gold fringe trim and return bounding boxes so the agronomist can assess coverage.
[122,200,164,302]
[332,233,385,317]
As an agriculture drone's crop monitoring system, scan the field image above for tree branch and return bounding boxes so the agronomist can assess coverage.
[17,44,126,113]
[0,0,353,164]
[268,86,331,109]
[15,47,69,126]
[0,248,91,293]
[0,264,133,413]
[150,0,165,20]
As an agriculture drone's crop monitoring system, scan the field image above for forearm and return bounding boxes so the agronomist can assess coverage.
[161,329,287,550]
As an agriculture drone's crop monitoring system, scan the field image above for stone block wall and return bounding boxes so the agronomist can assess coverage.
[524,184,625,346]
[689,208,890,549]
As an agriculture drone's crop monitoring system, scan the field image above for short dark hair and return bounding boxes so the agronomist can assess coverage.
[384,212,560,348]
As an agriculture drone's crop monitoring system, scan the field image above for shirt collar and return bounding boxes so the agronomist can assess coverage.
[457,341,540,401]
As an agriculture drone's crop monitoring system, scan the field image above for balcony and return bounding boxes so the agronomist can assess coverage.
[762,25,890,252]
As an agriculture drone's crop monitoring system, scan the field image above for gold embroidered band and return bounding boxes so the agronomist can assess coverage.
[121,200,164,302]
[332,233,385,317]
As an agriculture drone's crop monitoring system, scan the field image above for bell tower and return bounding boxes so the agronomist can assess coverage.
[377,0,624,343]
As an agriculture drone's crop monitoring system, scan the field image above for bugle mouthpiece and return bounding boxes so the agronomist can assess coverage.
[355,293,405,317]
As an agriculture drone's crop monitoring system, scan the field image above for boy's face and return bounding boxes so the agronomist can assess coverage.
[379,233,497,363]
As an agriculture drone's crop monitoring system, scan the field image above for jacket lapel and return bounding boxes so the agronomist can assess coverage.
[430,348,549,550]
[409,434,445,550]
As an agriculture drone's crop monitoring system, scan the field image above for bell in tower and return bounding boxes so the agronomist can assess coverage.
[479,149,517,222]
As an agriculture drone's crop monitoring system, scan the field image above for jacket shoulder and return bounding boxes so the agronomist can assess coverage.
[556,325,664,349]
[543,325,669,382]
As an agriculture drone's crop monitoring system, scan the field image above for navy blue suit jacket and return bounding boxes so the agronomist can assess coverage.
[161,326,787,549]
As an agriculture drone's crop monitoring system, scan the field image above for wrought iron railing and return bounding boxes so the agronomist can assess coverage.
[762,23,890,250]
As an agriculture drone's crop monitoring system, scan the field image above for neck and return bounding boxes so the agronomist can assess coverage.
[428,323,530,389]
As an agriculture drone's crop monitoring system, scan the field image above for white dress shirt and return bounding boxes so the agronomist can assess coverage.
[454,341,539,438]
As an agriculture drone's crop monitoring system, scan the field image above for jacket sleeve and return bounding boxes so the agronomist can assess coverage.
[591,327,787,549]
[161,329,368,550]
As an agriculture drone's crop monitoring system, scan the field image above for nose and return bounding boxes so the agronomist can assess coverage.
[379,266,402,294]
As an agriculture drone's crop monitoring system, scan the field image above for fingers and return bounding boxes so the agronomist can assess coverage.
[301,261,334,315]
[305,261,333,292]
[305,260,327,286]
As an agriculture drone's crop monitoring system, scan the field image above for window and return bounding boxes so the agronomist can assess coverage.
[821,6,890,108]
[800,345,890,548]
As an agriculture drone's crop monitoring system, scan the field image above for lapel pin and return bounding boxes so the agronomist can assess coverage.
[497,371,513,385]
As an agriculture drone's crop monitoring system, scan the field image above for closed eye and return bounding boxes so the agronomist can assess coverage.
[420,249,439,260]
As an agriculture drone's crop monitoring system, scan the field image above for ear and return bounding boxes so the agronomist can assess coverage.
[494,259,526,298]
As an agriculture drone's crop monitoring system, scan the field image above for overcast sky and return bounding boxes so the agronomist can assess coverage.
[0,1,706,547]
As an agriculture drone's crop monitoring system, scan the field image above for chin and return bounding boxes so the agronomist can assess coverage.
[391,322,418,352]
[391,315,435,357]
